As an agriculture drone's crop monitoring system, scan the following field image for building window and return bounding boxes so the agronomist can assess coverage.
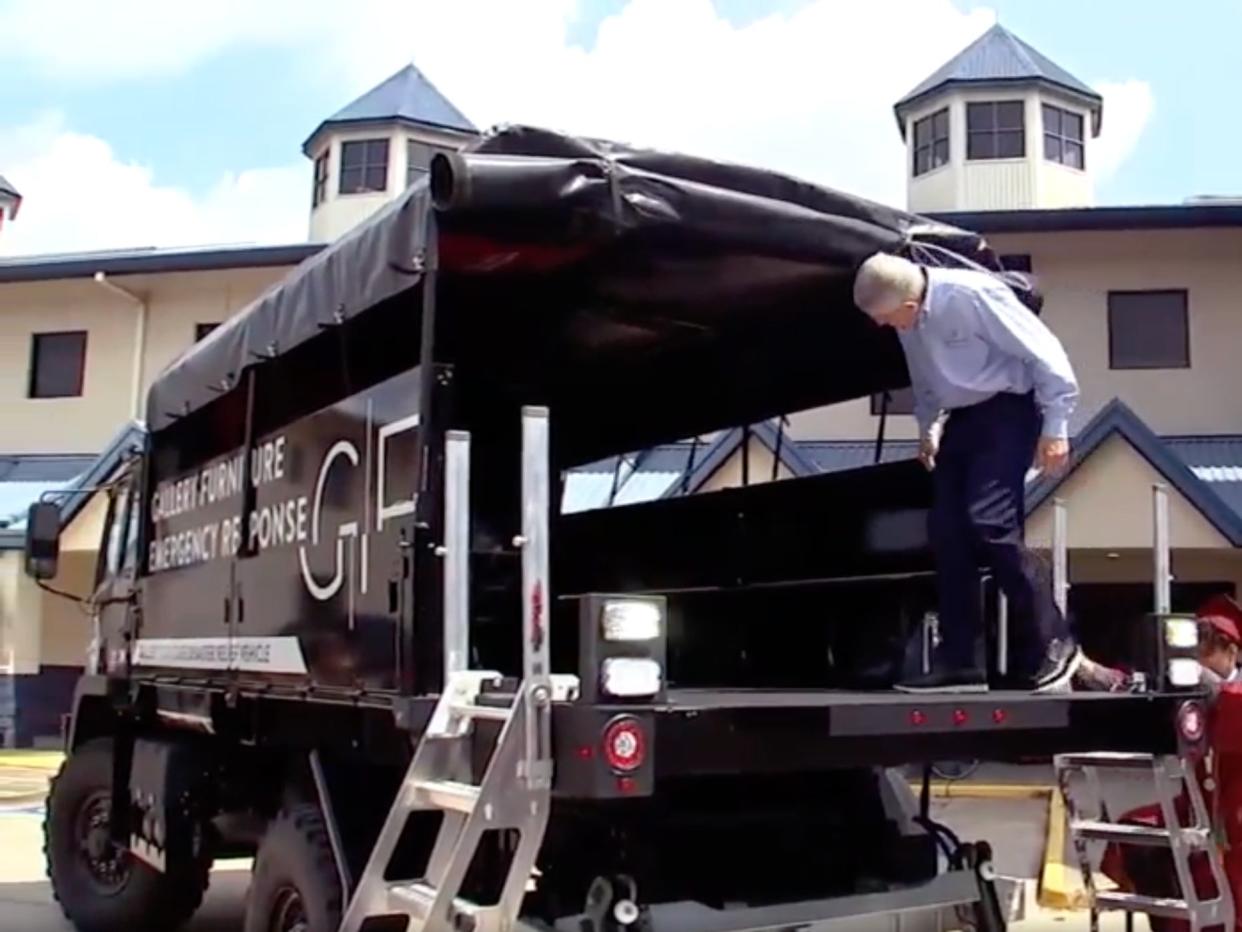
[1000,254,1033,273]
[29,331,87,399]
[312,150,329,207]
[870,387,916,416]
[912,108,949,177]
[966,101,1025,160]
[339,139,389,194]
[195,323,220,342]
[407,140,434,188]
[1043,104,1085,169]
[1108,290,1189,370]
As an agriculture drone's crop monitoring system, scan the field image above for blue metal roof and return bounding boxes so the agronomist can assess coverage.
[799,440,919,474]
[0,422,145,549]
[0,242,322,285]
[303,64,476,153]
[931,203,1242,234]
[895,24,1101,134]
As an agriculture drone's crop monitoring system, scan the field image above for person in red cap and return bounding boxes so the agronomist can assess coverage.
[1098,593,1242,932]
[1198,594,1242,689]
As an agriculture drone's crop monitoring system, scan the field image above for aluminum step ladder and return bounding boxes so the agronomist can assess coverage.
[340,408,568,932]
[1055,751,1234,932]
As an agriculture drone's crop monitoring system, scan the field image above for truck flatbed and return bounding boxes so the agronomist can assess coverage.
[549,687,1194,778]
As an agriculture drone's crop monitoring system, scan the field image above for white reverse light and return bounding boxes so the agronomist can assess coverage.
[1168,658,1201,688]
[1165,617,1199,649]
[602,600,663,642]
[601,658,662,697]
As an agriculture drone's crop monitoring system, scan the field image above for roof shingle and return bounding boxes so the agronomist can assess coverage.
[895,24,1101,134]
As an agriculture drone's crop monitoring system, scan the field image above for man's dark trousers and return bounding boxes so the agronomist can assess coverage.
[930,390,1070,678]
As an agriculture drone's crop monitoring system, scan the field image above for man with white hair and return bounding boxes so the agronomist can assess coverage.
[853,252,1080,693]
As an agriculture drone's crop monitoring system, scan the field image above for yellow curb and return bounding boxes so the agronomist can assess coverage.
[0,751,63,770]
[908,782,1054,800]
[1037,785,1105,911]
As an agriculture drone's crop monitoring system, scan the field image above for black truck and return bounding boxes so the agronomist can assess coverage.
[24,126,1210,932]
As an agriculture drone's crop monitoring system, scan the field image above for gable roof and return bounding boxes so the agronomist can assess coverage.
[0,421,146,550]
[0,174,19,200]
[895,24,1102,136]
[303,64,476,154]
[1025,399,1242,546]
[666,421,817,497]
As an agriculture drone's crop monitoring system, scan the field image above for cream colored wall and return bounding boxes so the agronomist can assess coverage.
[0,265,292,454]
[987,227,1242,436]
[958,87,1040,211]
[1025,435,1228,550]
[1067,548,1242,593]
[1033,89,1094,209]
[0,551,40,674]
[0,278,137,454]
[697,439,795,494]
[795,226,1242,440]
[39,551,95,668]
[905,96,959,214]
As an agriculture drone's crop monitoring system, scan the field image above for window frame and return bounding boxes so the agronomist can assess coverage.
[195,322,221,342]
[312,150,329,207]
[912,108,950,178]
[406,139,434,188]
[1107,289,1190,371]
[339,138,390,195]
[1000,254,1033,273]
[870,386,916,416]
[1042,103,1085,170]
[29,330,88,399]
[966,100,1026,161]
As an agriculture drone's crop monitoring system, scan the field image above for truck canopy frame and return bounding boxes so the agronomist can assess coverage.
[145,125,1011,466]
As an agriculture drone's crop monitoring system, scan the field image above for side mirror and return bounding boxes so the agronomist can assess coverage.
[24,501,61,580]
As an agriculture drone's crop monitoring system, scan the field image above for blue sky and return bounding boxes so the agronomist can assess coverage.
[0,0,1235,255]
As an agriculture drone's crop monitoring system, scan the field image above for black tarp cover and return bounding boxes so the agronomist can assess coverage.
[145,125,998,440]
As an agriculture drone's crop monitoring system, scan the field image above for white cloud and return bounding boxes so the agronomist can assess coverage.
[0,114,306,256]
[1092,79,1155,185]
[0,1,1158,256]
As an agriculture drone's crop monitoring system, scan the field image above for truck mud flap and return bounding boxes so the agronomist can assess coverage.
[543,868,1018,932]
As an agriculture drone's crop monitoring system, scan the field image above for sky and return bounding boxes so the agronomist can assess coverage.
[0,0,1237,257]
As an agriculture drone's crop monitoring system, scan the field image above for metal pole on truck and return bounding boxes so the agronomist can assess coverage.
[1153,483,1171,614]
[443,430,471,677]
[1053,497,1069,616]
[520,406,553,789]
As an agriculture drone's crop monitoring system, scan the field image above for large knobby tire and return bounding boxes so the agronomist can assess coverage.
[44,737,210,932]
[244,804,343,932]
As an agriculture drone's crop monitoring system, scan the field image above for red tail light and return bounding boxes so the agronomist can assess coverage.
[952,709,969,727]
[602,716,647,773]
[1178,701,1207,744]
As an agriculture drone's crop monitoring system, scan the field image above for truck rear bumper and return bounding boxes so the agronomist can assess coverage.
[552,688,1195,794]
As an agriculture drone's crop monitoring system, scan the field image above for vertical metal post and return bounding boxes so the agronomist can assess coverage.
[519,406,553,788]
[443,430,470,678]
[1154,483,1171,613]
[1053,497,1069,616]
[997,595,1009,677]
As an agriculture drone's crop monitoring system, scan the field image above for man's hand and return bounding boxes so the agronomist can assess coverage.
[1037,436,1069,474]
[919,433,939,471]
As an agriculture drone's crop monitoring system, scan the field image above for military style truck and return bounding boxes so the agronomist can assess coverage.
[24,126,1212,932]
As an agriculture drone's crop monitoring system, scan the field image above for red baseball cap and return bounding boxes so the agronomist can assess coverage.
[1197,594,1242,646]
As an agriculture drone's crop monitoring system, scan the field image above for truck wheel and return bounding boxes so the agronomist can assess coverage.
[44,738,209,932]
[244,804,343,932]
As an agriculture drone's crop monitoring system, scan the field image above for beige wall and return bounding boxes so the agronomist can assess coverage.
[0,264,291,454]
[1026,435,1229,550]
[0,491,108,673]
[794,226,1242,440]
[697,438,795,494]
